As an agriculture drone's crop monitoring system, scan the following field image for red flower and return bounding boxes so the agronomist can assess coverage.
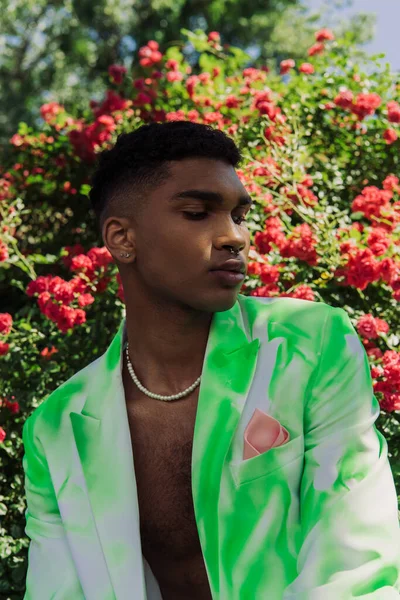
[351,185,391,221]
[280,59,295,75]
[367,227,391,256]
[77,293,95,308]
[8,401,20,414]
[207,32,221,43]
[10,134,24,147]
[0,341,10,356]
[289,284,315,301]
[138,41,163,68]
[247,261,262,276]
[357,314,389,339]
[40,102,64,123]
[341,248,381,290]
[379,257,397,284]
[254,217,287,254]
[308,42,325,57]
[26,274,52,296]
[334,90,354,109]
[63,181,77,195]
[280,223,318,265]
[92,90,129,119]
[301,175,314,187]
[351,93,381,120]
[299,63,315,74]
[165,59,180,72]
[380,394,400,412]
[70,254,94,273]
[108,64,127,85]
[383,128,398,144]
[70,276,89,294]
[41,346,58,359]
[315,28,334,42]
[52,280,75,304]
[387,101,400,123]
[0,242,9,262]
[86,247,114,269]
[61,244,86,269]
[0,427,6,443]
[56,305,86,334]
[0,313,12,335]
[259,263,280,284]
[383,175,400,192]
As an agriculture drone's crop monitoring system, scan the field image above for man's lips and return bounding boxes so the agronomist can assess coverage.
[209,259,246,274]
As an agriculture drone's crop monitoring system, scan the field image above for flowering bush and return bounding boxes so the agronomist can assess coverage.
[0,26,399,594]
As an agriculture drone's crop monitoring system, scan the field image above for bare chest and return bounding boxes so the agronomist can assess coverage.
[126,391,198,556]
[124,381,212,598]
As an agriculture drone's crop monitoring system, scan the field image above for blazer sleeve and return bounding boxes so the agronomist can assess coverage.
[22,413,85,599]
[283,305,400,599]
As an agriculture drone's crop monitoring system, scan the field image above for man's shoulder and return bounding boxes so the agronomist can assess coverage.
[238,294,334,325]
[23,352,103,440]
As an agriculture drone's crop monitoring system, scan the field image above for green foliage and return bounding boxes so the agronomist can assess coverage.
[0,0,376,159]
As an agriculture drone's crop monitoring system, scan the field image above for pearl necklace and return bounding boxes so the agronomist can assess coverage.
[125,342,201,401]
[124,247,239,401]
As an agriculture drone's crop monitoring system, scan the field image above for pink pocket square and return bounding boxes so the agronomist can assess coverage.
[243,408,290,460]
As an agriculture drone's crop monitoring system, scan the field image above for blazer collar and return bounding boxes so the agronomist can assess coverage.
[69,295,260,598]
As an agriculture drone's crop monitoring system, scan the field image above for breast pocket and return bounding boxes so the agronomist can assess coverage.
[229,434,304,487]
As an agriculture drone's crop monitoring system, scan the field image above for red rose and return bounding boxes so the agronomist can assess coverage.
[0,313,12,335]
[108,64,127,85]
[0,341,9,356]
[299,63,315,74]
[308,42,325,56]
[315,28,334,42]
[280,59,295,75]
[387,101,400,123]
[356,314,379,339]
[383,128,398,144]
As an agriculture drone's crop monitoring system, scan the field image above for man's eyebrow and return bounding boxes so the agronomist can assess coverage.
[168,189,254,206]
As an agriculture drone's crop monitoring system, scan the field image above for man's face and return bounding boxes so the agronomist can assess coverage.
[124,157,253,313]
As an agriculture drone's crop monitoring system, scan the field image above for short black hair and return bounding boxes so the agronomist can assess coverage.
[88,120,244,235]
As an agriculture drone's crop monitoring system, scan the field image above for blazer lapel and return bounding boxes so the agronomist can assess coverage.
[70,317,148,600]
[70,296,260,599]
[191,298,260,594]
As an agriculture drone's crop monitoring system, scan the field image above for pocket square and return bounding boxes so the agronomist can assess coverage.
[243,408,290,460]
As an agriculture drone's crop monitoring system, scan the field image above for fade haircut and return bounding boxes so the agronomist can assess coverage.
[88,120,244,235]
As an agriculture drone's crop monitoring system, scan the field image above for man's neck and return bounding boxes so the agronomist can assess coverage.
[123,303,213,395]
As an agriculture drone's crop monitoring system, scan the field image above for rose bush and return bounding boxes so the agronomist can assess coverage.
[0,26,399,595]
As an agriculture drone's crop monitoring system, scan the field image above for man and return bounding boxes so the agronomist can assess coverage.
[22,121,400,599]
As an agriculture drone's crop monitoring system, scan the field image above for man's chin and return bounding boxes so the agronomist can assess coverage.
[202,291,241,313]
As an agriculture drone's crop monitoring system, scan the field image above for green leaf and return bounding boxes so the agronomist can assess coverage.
[229,46,252,64]
[17,122,31,135]
[180,28,210,52]
[28,253,58,264]
[199,53,220,73]
[25,174,43,185]
[164,46,184,63]
[350,212,365,220]
[79,184,91,196]
[349,228,361,241]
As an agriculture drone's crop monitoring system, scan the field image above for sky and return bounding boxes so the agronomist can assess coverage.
[305,0,400,70]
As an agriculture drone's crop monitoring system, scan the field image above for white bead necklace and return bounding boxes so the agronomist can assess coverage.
[125,342,201,401]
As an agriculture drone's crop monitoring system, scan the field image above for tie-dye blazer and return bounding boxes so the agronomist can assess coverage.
[22,295,400,599]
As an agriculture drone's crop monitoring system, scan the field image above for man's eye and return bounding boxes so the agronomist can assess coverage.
[183,212,208,219]
[183,212,247,224]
